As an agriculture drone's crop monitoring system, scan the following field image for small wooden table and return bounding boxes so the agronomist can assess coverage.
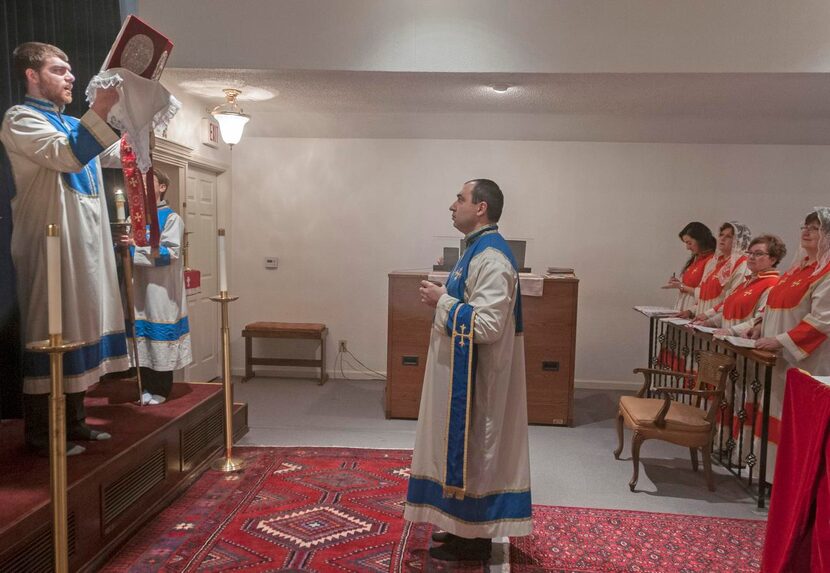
[242,322,328,385]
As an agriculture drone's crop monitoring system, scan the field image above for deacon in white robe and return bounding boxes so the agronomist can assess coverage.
[1,42,128,454]
[405,179,531,562]
[129,169,192,404]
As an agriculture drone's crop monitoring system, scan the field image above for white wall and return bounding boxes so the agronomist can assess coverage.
[227,137,830,383]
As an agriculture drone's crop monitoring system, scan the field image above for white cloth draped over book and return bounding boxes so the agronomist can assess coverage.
[85,68,180,173]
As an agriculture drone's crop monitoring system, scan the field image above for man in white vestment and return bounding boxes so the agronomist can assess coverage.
[1,42,128,456]
[130,168,192,405]
[404,179,532,562]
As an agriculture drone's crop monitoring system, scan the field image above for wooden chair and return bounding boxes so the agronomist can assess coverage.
[614,350,735,492]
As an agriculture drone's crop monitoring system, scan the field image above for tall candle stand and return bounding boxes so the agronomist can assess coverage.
[28,224,84,573]
[28,334,84,573]
[111,189,144,404]
[209,289,243,471]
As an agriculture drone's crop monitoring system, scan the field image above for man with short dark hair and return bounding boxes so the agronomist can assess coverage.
[404,179,532,561]
[130,168,192,405]
[1,42,127,456]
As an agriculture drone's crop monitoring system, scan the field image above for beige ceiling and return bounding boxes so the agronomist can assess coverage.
[165,69,830,143]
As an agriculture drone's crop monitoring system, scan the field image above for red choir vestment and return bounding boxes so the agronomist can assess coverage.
[707,269,780,332]
[694,254,747,315]
[759,259,830,480]
[675,252,714,311]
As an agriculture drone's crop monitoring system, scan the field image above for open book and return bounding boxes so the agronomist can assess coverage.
[713,334,756,349]
[633,306,679,318]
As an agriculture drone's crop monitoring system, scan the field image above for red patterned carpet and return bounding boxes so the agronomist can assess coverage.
[101,447,764,572]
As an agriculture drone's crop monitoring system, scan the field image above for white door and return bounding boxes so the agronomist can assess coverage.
[183,166,219,381]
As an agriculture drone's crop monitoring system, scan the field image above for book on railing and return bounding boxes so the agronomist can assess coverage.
[660,317,691,326]
[101,15,173,80]
[633,305,679,318]
[713,334,756,349]
[692,325,718,334]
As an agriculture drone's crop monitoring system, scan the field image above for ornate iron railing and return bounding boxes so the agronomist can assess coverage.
[644,316,774,509]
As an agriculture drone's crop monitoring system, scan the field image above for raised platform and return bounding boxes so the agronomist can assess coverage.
[0,379,248,572]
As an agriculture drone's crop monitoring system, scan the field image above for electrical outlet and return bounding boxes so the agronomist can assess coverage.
[338,340,347,352]
[264,257,279,269]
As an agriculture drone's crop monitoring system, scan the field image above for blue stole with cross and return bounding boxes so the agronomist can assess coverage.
[441,225,522,498]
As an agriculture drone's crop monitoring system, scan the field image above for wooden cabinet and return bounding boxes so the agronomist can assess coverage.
[386,271,578,425]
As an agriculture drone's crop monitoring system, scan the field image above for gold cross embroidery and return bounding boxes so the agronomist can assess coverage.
[742,290,753,297]
[455,323,473,348]
[453,269,463,280]
[791,280,802,287]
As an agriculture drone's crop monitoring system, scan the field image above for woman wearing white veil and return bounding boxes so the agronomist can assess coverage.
[683,221,751,318]
[753,207,830,479]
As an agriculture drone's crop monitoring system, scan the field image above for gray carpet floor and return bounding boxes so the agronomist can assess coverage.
[234,376,767,521]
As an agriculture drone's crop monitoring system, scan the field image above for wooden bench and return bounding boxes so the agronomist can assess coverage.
[241,322,328,385]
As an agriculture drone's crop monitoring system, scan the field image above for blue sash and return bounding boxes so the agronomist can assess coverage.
[440,225,522,498]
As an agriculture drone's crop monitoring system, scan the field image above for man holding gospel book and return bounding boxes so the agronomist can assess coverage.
[1,42,128,456]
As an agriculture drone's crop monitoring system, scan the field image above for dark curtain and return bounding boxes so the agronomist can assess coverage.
[0,0,122,419]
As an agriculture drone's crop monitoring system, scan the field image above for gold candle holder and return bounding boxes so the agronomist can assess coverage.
[27,334,85,573]
[209,290,244,472]
[111,220,145,404]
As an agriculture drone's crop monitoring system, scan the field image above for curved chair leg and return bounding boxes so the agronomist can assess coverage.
[689,447,699,472]
[614,413,624,459]
[702,443,715,492]
[629,431,645,491]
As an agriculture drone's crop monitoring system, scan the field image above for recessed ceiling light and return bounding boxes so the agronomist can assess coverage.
[491,83,511,93]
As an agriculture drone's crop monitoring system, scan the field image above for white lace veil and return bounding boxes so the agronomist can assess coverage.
[715,221,752,286]
[789,207,830,275]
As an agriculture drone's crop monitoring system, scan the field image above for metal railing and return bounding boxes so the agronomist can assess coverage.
[645,317,774,509]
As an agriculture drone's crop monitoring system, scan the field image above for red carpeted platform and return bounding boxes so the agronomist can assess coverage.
[101,446,765,572]
[0,379,248,572]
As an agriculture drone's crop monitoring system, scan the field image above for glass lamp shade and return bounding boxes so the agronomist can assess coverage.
[212,111,250,145]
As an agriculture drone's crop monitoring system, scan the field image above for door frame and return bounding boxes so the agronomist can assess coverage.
[154,138,230,382]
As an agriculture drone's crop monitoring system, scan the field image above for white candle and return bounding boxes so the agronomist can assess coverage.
[114,188,126,222]
[46,224,62,335]
[218,229,228,293]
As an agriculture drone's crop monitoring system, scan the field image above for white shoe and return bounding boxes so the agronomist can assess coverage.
[141,392,160,405]
[150,394,166,404]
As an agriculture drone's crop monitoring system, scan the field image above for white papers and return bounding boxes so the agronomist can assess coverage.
[713,334,756,349]
[692,325,718,334]
[633,306,678,318]
[660,317,691,326]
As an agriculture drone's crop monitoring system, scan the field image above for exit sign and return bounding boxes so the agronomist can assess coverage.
[201,117,219,148]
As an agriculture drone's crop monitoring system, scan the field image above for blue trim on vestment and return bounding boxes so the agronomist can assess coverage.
[130,316,190,342]
[24,332,127,378]
[445,225,523,333]
[23,97,103,196]
[445,302,476,491]
[131,206,175,265]
[406,476,531,523]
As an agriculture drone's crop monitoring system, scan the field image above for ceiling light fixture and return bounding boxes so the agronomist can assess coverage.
[211,88,250,145]
[490,83,512,93]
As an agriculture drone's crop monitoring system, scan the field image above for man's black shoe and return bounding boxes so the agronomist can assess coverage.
[431,530,462,543]
[429,537,492,561]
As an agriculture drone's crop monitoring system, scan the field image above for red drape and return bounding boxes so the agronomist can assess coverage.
[762,368,830,572]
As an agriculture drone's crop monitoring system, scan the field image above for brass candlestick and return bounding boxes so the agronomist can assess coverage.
[209,290,244,472]
[27,334,84,573]
[111,219,145,404]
